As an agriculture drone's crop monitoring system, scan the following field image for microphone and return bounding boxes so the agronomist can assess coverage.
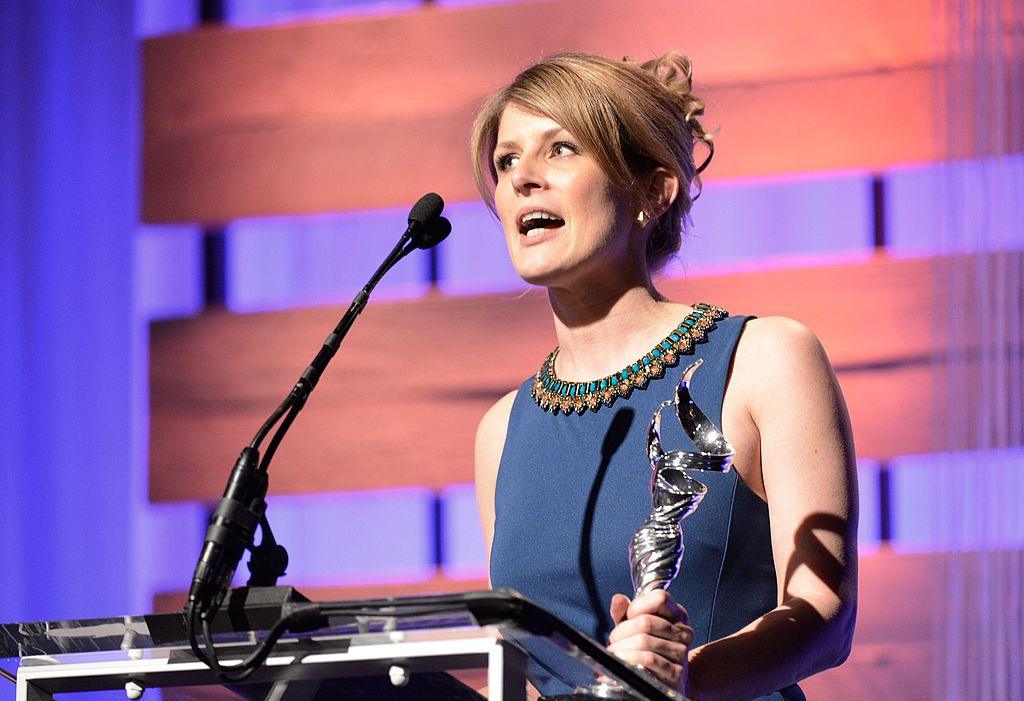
[404,193,450,251]
[407,192,444,229]
[187,447,266,616]
[185,191,456,622]
[413,216,452,250]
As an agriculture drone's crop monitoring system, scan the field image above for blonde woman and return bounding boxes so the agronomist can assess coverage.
[472,53,858,700]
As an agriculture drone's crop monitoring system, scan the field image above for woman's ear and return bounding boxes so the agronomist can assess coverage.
[647,167,680,219]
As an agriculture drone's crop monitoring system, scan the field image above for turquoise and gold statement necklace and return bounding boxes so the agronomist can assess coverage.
[531,301,729,415]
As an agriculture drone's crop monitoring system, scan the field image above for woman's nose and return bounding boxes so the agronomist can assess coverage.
[511,156,547,195]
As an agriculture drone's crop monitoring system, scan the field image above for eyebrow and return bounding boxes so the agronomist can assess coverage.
[493,125,570,155]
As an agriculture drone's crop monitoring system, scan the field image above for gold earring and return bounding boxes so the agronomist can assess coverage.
[636,211,648,225]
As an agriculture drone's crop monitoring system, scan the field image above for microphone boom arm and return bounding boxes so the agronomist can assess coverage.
[184,195,450,682]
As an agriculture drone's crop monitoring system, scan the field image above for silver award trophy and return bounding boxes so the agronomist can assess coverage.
[579,359,735,699]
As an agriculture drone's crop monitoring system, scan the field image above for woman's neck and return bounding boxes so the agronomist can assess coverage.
[547,282,693,381]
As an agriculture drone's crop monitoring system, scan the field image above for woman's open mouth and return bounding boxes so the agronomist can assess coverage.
[518,209,565,242]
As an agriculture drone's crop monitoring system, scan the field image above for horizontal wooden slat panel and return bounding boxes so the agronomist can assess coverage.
[150,288,551,500]
[150,253,1016,501]
[657,253,942,366]
[146,0,935,130]
[705,66,940,181]
[143,0,950,223]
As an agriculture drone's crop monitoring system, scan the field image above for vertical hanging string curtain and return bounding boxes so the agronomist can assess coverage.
[934,0,1024,699]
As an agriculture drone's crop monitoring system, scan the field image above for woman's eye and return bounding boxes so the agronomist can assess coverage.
[552,141,579,157]
[495,154,518,172]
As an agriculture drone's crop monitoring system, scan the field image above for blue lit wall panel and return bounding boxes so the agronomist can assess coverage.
[438,200,526,295]
[885,163,942,257]
[887,155,1024,257]
[135,0,197,37]
[135,225,204,321]
[226,210,430,313]
[856,459,881,553]
[890,448,1024,553]
[236,488,437,586]
[225,0,420,26]
[667,173,873,275]
[136,502,209,595]
[436,0,520,6]
[440,483,489,580]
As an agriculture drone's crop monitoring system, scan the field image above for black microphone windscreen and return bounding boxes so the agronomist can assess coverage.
[408,192,445,225]
[416,216,452,249]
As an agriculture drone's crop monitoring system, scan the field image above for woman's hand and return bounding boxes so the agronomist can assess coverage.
[606,590,694,694]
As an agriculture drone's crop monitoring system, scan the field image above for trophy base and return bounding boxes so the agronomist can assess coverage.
[558,676,685,700]
[567,681,640,699]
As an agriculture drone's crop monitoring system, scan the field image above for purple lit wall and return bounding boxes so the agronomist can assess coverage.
[222,0,518,26]
[891,449,1024,553]
[887,156,1024,256]
[1,2,139,622]
[669,172,874,274]
[257,488,437,586]
[226,209,430,312]
[224,0,420,26]
[136,226,205,320]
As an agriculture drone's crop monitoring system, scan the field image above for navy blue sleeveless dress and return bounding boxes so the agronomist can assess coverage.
[490,307,805,700]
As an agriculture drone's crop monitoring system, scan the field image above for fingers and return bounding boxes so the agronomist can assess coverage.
[606,647,686,690]
[609,593,630,625]
[608,632,690,661]
[607,614,694,647]
[626,589,688,624]
[605,591,692,691]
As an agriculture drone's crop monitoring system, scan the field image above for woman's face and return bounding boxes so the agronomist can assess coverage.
[492,105,637,289]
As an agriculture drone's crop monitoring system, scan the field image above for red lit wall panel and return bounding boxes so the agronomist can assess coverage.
[142,0,945,223]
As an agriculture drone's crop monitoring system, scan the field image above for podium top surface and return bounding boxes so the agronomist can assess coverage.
[1,589,681,700]
[0,588,540,659]
[0,612,169,659]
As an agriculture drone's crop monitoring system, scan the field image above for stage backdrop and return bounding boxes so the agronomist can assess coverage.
[138,1,1023,699]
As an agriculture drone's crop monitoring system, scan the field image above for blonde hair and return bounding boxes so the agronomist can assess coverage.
[470,52,714,272]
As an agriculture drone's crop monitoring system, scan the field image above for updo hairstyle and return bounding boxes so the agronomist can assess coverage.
[470,52,714,273]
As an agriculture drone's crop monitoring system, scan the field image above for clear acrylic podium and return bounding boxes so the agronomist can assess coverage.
[0,589,681,701]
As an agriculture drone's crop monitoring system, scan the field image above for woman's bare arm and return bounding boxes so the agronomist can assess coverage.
[474,389,544,699]
[474,389,518,578]
[685,316,858,701]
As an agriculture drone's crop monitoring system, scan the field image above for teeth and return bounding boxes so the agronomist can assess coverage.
[520,211,561,226]
[525,227,547,237]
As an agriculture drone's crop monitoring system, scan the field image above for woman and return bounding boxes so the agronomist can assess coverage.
[471,53,857,700]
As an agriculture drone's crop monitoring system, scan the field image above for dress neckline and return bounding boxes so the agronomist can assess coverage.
[530,301,729,415]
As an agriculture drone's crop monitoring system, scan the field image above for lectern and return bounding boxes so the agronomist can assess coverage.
[0,590,681,701]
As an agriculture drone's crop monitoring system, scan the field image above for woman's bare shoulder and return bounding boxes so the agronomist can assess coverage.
[731,315,840,420]
[737,315,823,356]
[477,388,519,446]
[475,389,520,480]
[733,315,831,376]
